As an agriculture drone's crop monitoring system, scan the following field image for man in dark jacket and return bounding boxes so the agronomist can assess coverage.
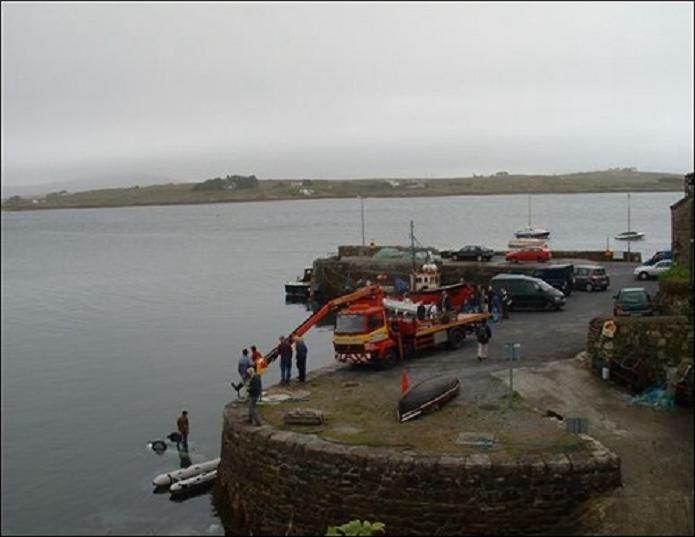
[278,336,293,384]
[499,288,512,319]
[247,367,262,426]
[294,336,308,382]
[176,410,190,451]
[476,320,492,362]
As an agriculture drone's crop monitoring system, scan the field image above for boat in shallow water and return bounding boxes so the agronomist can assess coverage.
[397,375,460,422]
[514,226,551,239]
[152,457,220,488]
[169,469,217,495]
[614,231,645,241]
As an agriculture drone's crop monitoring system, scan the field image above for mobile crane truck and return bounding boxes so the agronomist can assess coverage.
[264,279,490,369]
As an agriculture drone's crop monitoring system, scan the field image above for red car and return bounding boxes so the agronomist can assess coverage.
[506,247,552,263]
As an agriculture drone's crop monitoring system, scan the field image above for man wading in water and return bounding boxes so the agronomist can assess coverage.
[176,410,190,451]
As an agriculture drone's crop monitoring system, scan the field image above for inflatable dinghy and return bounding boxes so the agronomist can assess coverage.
[398,375,460,422]
[152,457,220,487]
[169,469,218,495]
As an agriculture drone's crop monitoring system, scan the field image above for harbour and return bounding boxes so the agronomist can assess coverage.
[1,190,688,534]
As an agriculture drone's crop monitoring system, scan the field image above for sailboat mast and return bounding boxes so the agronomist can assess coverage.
[627,193,631,255]
[410,220,416,283]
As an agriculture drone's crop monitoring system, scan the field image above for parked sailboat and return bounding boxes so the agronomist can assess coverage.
[614,193,645,241]
[514,193,550,239]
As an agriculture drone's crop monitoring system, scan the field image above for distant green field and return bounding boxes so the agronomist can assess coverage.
[2,169,685,211]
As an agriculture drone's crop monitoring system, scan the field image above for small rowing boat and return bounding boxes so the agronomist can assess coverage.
[398,375,460,422]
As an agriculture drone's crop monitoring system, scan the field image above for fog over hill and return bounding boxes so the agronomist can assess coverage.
[2,3,693,197]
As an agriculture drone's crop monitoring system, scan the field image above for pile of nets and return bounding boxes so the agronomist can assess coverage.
[626,384,675,410]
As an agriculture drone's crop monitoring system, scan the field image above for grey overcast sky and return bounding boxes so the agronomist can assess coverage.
[1,2,693,192]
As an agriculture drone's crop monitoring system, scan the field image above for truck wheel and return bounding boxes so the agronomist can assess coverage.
[447,328,465,349]
[585,282,594,292]
[379,349,398,370]
[476,255,482,262]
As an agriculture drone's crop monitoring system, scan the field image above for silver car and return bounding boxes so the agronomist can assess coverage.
[633,259,672,280]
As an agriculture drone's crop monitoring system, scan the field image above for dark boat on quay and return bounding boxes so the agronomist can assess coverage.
[398,375,461,422]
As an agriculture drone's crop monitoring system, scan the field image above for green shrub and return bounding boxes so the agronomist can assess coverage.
[658,264,691,296]
[326,520,386,536]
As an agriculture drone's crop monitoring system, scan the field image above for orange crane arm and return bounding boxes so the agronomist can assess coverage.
[263,284,383,364]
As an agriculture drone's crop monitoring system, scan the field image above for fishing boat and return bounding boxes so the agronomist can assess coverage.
[400,263,475,311]
[614,193,645,241]
[285,267,313,300]
[169,469,217,495]
[514,193,550,239]
[152,457,220,488]
[398,375,460,422]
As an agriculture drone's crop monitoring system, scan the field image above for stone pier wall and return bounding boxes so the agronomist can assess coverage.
[215,404,621,536]
[312,247,640,300]
[586,316,693,377]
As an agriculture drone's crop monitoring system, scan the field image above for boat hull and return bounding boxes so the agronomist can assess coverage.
[398,376,460,422]
[152,457,220,487]
[169,470,217,494]
[285,282,311,299]
[614,232,645,241]
[514,230,550,239]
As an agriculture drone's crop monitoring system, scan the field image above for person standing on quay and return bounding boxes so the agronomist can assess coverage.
[246,367,262,426]
[176,410,190,451]
[238,348,251,383]
[294,336,308,382]
[475,319,492,362]
[278,336,293,385]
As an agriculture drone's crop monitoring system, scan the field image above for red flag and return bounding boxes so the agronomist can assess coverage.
[401,370,410,394]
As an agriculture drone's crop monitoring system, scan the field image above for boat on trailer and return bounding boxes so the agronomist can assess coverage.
[398,375,461,422]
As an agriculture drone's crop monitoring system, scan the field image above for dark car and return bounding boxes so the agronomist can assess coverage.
[613,288,653,316]
[532,264,575,296]
[490,274,566,311]
[574,265,610,292]
[452,245,494,262]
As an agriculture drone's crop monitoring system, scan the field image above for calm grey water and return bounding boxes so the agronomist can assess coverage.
[0,192,680,535]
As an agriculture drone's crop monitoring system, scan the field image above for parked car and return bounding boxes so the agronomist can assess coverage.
[452,245,495,262]
[633,259,673,280]
[613,288,653,316]
[643,250,672,266]
[574,265,610,292]
[532,264,575,296]
[490,274,566,311]
[506,246,551,263]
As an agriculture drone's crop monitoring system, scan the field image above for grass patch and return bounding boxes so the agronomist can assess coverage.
[258,370,587,456]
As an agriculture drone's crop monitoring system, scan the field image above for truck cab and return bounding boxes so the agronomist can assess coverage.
[334,305,393,365]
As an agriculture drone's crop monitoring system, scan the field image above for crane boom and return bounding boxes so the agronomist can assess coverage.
[263,284,384,364]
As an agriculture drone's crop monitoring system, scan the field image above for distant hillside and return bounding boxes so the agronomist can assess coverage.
[2,169,686,211]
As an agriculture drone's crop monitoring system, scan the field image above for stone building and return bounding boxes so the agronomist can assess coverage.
[670,172,694,272]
